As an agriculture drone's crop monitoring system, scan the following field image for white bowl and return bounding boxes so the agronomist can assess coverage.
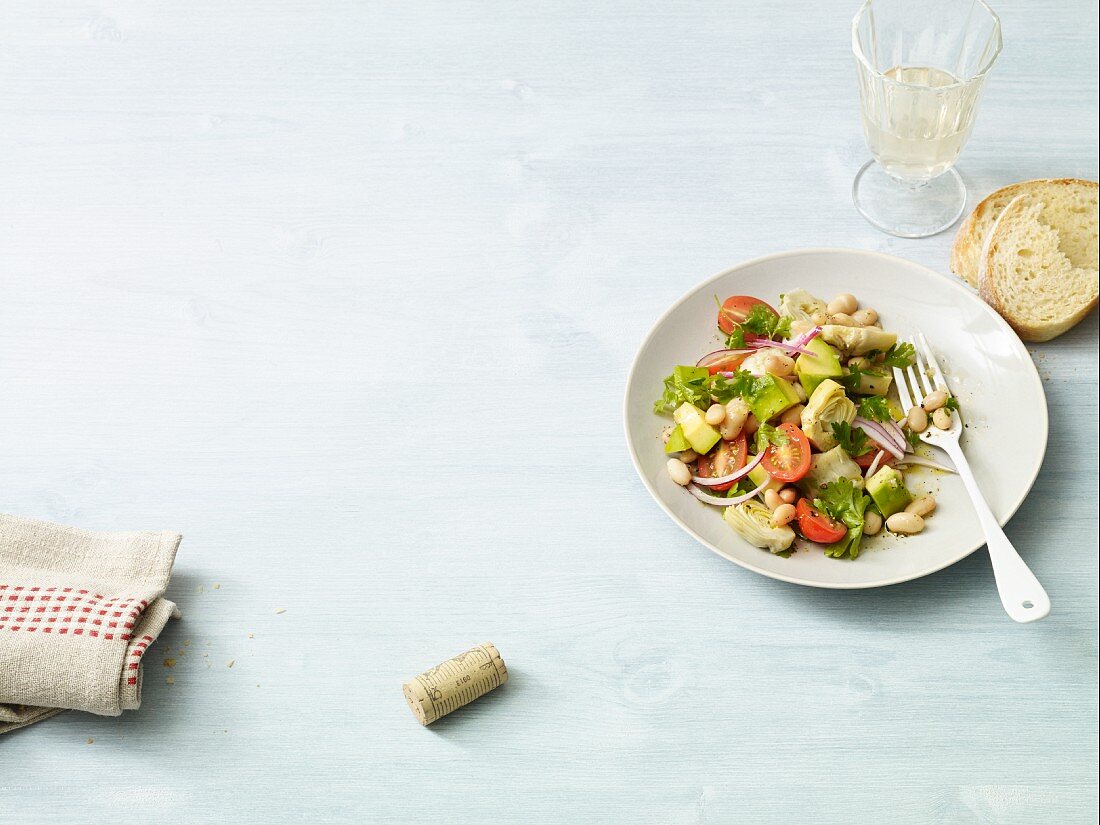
[623,248,1047,589]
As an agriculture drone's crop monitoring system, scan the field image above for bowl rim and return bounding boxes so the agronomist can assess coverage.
[622,247,1049,589]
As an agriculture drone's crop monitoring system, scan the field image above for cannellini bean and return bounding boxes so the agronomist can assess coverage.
[764,489,783,511]
[810,310,829,326]
[922,390,948,411]
[705,403,726,426]
[764,352,795,376]
[743,413,760,436]
[851,308,878,326]
[932,408,953,430]
[720,398,750,440]
[793,382,808,402]
[780,403,805,426]
[789,319,814,338]
[827,293,858,315]
[905,496,936,517]
[666,458,692,486]
[678,449,699,463]
[863,510,883,535]
[779,487,799,504]
[772,503,797,527]
[829,312,856,326]
[907,406,929,433]
[886,512,924,534]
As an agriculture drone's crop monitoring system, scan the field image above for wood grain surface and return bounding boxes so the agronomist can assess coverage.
[1,1,1096,822]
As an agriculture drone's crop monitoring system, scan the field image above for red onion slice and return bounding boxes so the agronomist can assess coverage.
[790,326,822,348]
[895,455,957,474]
[697,348,754,369]
[883,419,910,454]
[852,417,905,460]
[691,450,766,487]
[747,339,814,357]
[686,473,773,506]
[865,450,886,478]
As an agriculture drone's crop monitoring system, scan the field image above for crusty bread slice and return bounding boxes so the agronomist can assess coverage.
[951,179,1098,287]
[978,194,1099,342]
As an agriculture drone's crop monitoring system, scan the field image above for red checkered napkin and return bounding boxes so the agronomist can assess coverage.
[0,514,181,734]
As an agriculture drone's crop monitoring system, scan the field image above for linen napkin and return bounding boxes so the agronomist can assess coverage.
[0,514,181,734]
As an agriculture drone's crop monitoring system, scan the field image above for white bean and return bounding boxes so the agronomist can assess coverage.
[851,308,878,326]
[793,382,808,402]
[922,390,948,411]
[743,413,760,436]
[863,510,883,535]
[907,406,929,433]
[764,489,783,511]
[905,496,936,517]
[763,352,794,377]
[810,310,829,326]
[789,319,814,338]
[886,512,924,534]
[678,449,699,464]
[932,408,953,430]
[779,403,805,426]
[771,503,797,527]
[778,487,799,504]
[720,398,750,440]
[705,403,726,426]
[666,458,692,486]
[829,312,856,327]
[827,294,858,315]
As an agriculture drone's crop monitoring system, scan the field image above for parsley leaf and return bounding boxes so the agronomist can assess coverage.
[653,366,711,414]
[754,422,790,454]
[724,304,791,349]
[831,421,871,457]
[814,477,872,560]
[883,342,916,368]
[857,395,892,422]
[944,396,960,412]
[905,428,922,449]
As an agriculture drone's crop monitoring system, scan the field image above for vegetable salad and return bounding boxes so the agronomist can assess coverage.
[656,289,959,559]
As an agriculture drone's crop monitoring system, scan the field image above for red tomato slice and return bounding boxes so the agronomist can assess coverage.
[760,423,812,483]
[695,433,748,492]
[717,295,778,336]
[796,498,848,544]
[853,443,896,470]
[703,350,753,375]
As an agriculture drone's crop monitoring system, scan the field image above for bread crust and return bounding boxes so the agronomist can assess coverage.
[951,178,1098,287]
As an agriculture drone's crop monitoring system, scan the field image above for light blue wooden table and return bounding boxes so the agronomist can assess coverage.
[2,2,1097,822]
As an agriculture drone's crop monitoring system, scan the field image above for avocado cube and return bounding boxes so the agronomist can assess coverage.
[665,425,691,454]
[673,403,721,455]
[866,465,912,518]
[747,374,801,423]
[796,337,844,397]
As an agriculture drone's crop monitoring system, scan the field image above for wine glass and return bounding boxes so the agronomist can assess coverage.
[852,0,1002,238]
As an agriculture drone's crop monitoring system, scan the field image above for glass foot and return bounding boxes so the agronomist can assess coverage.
[852,161,967,238]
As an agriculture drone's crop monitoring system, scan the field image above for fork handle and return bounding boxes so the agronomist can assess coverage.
[941,441,1050,623]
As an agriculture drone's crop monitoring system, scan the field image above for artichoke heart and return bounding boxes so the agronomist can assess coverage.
[799,446,865,495]
[819,324,897,356]
[723,500,795,554]
[800,378,856,451]
[779,288,827,323]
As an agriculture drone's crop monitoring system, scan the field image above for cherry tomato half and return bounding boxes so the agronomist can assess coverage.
[717,295,778,337]
[703,349,754,375]
[795,498,849,544]
[695,432,748,492]
[760,423,812,483]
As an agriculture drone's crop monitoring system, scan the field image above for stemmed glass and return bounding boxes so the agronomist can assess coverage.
[852,0,1002,237]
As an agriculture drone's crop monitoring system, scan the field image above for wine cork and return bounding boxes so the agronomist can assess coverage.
[403,642,508,725]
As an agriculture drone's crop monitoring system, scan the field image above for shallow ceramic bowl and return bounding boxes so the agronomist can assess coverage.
[623,248,1047,588]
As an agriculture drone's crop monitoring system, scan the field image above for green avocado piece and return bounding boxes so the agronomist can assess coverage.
[673,403,721,455]
[796,337,844,396]
[665,425,691,454]
[866,465,912,518]
[747,463,784,495]
[747,374,801,423]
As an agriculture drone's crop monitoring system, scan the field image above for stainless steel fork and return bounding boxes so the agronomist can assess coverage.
[893,333,1050,623]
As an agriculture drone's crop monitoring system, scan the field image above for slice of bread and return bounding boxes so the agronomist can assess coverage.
[951,178,1098,287]
[978,194,1099,342]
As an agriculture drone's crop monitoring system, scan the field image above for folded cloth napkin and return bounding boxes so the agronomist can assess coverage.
[0,514,181,734]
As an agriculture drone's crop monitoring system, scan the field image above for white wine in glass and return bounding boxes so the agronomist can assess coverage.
[852,0,1002,237]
